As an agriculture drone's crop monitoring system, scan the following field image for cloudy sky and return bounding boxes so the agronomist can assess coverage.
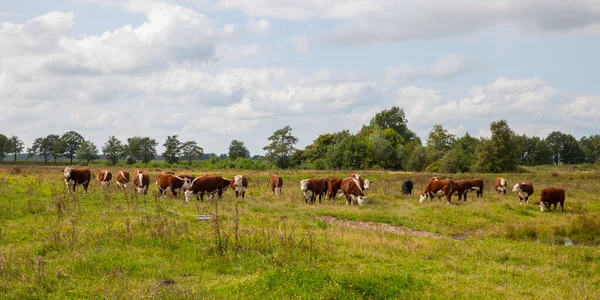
[2,0,599,155]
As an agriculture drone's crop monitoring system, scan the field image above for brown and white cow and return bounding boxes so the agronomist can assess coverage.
[267,175,283,195]
[230,175,248,198]
[184,175,231,202]
[132,170,150,195]
[349,174,371,190]
[300,178,329,204]
[452,180,470,202]
[463,178,484,198]
[115,170,130,189]
[327,178,343,200]
[97,170,112,187]
[340,177,367,206]
[539,187,565,212]
[63,167,91,193]
[156,173,192,198]
[419,179,454,205]
[512,180,534,204]
[495,177,508,195]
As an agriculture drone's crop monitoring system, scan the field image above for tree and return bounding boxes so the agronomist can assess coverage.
[0,134,10,162]
[405,146,427,171]
[475,120,520,172]
[369,106,417,142]
[228,140,250,160]
[519,135,553,166]
[546,131,564,165]
[546,132,584,165]
[28,136,53,164]
[8,136,24,162]
[102,136,127,165]
[77,140,99,163]
[180,141,204,164]
[368,129,399,169]
[60,131,84,164]
[263,125,298,169]
[580,135,600,163]
[126,137,158,164]
[162,135,182,164]
[425,124,455,168]
[47,134,64,165]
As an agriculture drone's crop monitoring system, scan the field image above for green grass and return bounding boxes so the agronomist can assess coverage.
[0,166,599,299]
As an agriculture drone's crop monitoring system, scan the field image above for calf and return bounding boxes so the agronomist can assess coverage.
[63,167,91,193]
[184,175,231,202]
[132,170,150,195]
[539,187,565,212]
[463,178,483,198]
[341,177,367,206]
[495,177,508,195]
[512,181,534,204]
[419,179,454,205]
[401,179,413,196]
[300,178,329,204]
[267,175,283,195]
[327,178,343,200]
[156,173,192,197]
[115,170,130,189]
[97,170,112,187]
[230,175,248,198]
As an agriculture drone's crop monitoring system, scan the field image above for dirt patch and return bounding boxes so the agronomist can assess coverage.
[318,216,462,241]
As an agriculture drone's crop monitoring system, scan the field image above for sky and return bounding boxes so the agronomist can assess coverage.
[1,0,600,155]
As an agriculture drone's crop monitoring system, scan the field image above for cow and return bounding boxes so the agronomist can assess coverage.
[419,179,454,205]
[300,178,329,204]
[132,170,150,195]
[184,175,231,202]
[495,177,508,195]
[512,180,534,204]
[115,170,130,189]
[349,174,371,191]
[401,179,413,196]
[327,178,343,200]
[230,175,248,198]
[97,170,112,187]
[267,175,283,195]
[539,187,565,212]
[156,173,192,198]
[63,167,91,193]
[340,177,367,206]
[463,178,484,198]
[452,180,470,202]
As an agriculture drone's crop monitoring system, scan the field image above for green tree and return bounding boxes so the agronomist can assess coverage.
[28,136,53,164]
[126,137,158,164]
[369,106,417,142]
[228,140,250,160]
[77,140,99,163]
[367,129,399,169]
[440,132,478,173]
[342,135,369,169]
[61,131,84,164]
[180,141,204,164]
[47,134,64,165]
[162,135,182,164]
[263,125,298,169]
[102,136,127,165]
[519,135,553,166]
[8,135,24,162]
[425,124,455,168]
[0,134,9,162]
[405,145,427,171]
[475,120,520,172]
[580,135,600,163]
[546,132,584,165]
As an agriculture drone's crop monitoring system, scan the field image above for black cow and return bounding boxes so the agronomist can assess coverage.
[402,179,413,196]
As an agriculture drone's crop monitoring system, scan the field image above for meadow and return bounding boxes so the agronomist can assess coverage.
[0,166,599,299]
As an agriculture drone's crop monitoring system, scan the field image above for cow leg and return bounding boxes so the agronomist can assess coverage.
[464,192,467,202]
[171,188,178,198]
[242,191,245,199]
[345,196,351,205]
[218,189,223,200]
[318,193,322,204]
[235,191,239,198]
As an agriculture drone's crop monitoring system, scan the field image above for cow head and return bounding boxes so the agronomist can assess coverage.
[512,183,521,193]
[357,196,367,206]
[181,177,192,190]
[539,201,549,212]
[222,178,231,190]
[363,179,370,190]
[63,167,73,180]
[300,179,310,191]
[184,189,194,202]
[233,175,244,192]
[500,178,507,187]
[419,193,428,203]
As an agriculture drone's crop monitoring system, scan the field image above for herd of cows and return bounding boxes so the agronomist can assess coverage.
[61,167,566,212]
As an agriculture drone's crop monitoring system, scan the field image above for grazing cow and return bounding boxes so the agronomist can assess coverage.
[463,178,484,198]
[402,179,413,196]
[184,175,231,202]
[156,173,192,197]
[230,175,248,198]
[512,181,534,204]
[132,170,150,195]
[495,177,508,195]
[115,170,130,189]
[327,178,343,200]
[300,178,329,204]
[452,180,470,202]
[63,167,91,193]
[97,170,112,187]
[267,175,283,195]
[340,177,367,206]
[429,176,442,182]
[539,187,566,212]
[349,174,371,191]
[419,179,454,205]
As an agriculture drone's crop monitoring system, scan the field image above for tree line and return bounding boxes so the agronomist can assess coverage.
[2,106,599,172]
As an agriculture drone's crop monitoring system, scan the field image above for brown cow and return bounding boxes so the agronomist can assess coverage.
[230,175,248,198]
[267,175,283,195]
[463,178,484,198]
[184,175,231,201]
[495,177,508,195]
[300,178,329,204]
[327,178,343,200]
[115,170,130,189]
[452,180,470,202]
[63,167,91,193]
[156,174,192,197]
[419,179,454,205]
[512,180,534,204]
[539,187,565,212]
[132,170,150,195]
[340,177,367,206]
[349,174,371,190]
[97,170,112,187]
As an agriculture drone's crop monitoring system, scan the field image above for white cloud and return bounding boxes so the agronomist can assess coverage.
[385,54,478,82]
[247,19,271,35]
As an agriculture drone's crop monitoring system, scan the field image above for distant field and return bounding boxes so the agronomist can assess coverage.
[0,166,599,299]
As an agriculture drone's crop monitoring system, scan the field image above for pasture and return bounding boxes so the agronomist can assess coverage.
[0,166,599,299]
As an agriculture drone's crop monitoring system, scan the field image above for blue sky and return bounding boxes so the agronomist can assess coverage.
[1,0,599,155]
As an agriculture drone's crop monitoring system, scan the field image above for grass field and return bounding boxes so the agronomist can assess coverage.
[0,166,599,299]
